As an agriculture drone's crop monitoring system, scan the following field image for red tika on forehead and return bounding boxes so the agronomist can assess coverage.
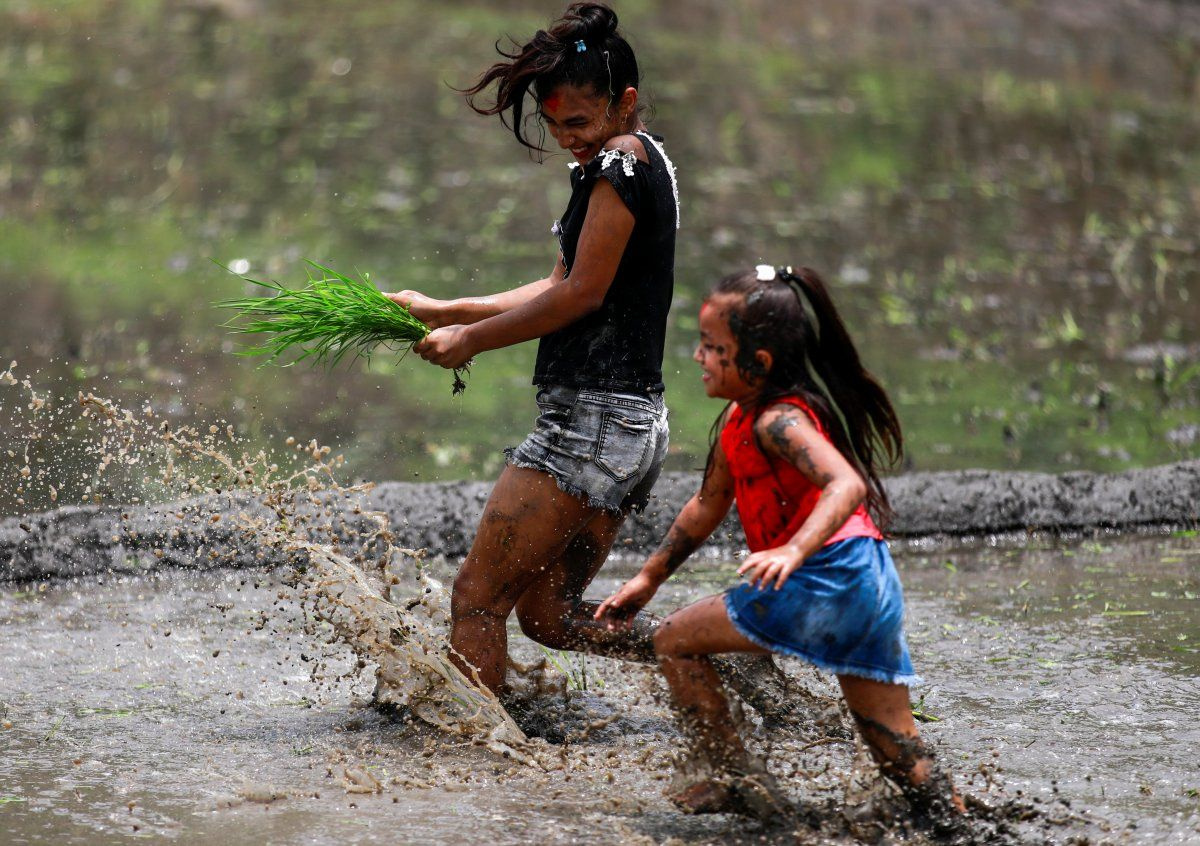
[542,92,563,113]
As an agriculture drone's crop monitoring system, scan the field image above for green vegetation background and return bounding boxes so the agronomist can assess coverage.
[2,0,1198,510]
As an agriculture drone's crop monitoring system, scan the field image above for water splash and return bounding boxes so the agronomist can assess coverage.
[298,541,539,766]
[0,360,543,765]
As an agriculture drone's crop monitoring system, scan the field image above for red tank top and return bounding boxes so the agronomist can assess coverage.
[720,396,882,552]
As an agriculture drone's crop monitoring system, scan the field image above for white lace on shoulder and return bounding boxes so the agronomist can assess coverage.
[634,131,680,229]
[598,147,638,177]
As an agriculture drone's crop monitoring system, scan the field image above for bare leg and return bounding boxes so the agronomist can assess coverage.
[449,465,602,692]
[839,676,964,813]
[652,595,794,819]
[515,508,659,663]
[514,519,798,724]
[653,594,769,772]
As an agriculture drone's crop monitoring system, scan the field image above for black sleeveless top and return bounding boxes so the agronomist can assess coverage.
[533,131,679,394]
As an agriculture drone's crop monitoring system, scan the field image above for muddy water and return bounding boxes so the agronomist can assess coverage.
[901,532,1200,842]
[2,532,1197,844]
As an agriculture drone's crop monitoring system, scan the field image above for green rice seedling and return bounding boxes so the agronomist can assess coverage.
[910,693,941,723]
[218,260,427,365]
[217,260,468,393]
[535,644,604,691]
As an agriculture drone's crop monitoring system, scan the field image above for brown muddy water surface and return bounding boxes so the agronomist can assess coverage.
[2,532,1198,845]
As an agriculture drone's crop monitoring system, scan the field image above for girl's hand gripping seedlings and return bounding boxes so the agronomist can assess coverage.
[414,325,477,370]
[385,290,457,329]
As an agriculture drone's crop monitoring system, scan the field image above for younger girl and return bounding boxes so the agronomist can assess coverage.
[597,265,962,818]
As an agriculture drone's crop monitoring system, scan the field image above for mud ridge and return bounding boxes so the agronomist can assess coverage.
[3,460,1198,582]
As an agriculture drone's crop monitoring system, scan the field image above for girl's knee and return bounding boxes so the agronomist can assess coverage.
[653,615,683,657]
[451,567,514,622]
[450,568,482,608]
[515,603,570,649]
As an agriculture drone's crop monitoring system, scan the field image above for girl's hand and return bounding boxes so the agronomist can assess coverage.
[737,545,805,591]
[414,325,476,369]
[386,290,454,329]
[594,570,661,631]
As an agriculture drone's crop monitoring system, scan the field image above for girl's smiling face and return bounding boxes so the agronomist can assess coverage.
[540,83,634,164]
[695,296,759,402]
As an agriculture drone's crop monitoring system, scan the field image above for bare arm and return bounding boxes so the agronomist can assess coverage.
[386,256,565,328]
[413,176,635,368]
[737,405,868,590]
[642,444,736,583]
[595,432,737,627]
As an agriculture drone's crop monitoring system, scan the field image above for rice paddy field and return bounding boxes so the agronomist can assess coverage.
[2,1,1200,844]
[2,533,1199,844]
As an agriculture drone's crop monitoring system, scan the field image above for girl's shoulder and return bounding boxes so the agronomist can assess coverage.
[583,135,649,180]
[750,397,824,438]
[601,134,649,163]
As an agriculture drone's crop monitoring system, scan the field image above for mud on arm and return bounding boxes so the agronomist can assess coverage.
[595,440,736,626]
[738,405,868,589]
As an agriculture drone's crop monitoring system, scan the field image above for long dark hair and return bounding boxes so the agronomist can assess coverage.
[705,266,904,527]
[459,3,640,153]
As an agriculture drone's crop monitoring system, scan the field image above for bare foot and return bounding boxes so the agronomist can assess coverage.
[666,778,739,814]
[667,771,793,822]
[729,771,792,821]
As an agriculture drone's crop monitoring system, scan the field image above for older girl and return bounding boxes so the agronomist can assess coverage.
[388,3,679,695]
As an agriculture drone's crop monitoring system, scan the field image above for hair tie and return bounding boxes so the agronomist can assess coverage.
[753,264,802,285]
[574,39,587,52]
[778,266,807,302]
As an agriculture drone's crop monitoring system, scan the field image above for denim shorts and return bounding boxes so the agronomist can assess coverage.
[725,537,922,687]
[505,385,669,515]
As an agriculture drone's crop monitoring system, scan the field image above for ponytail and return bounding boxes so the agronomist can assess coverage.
[459,3,640,154]
[785,268,902,526]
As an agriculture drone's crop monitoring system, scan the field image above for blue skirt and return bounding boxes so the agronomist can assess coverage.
[724,537,922,686]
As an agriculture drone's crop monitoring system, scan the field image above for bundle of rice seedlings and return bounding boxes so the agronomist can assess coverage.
[217,260,467,393]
